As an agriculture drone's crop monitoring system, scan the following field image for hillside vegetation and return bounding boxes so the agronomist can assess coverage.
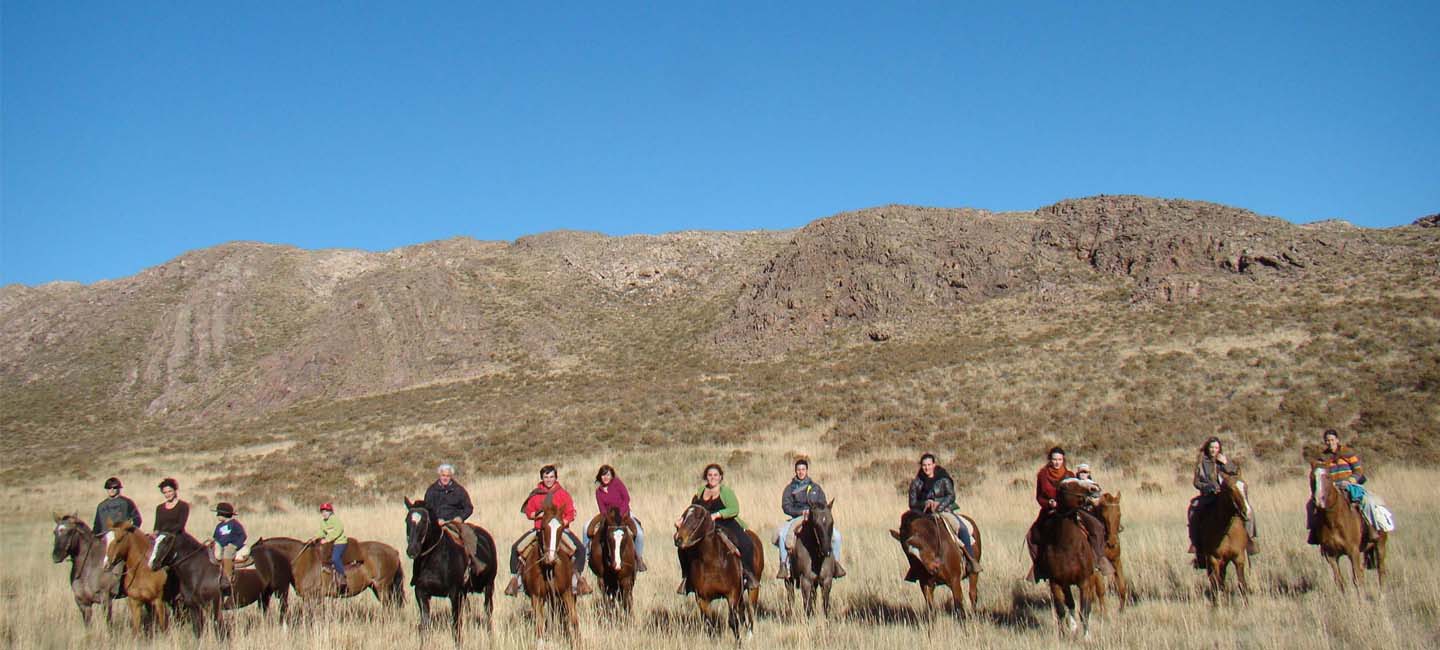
[2,196,1437,509]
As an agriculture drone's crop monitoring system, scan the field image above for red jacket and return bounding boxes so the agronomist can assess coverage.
[1035,466,1075,510]
[520,482,576,530]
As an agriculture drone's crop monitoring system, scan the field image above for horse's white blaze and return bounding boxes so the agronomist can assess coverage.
[907,544,922,559]
[149,533,166,567]
[104,530,114,555]
[611,529,625,569]
[1313,467,1328,507]
[410,512,422,524]
[56,524,65,533]
[546,518,560,562]
[1236,480,1253,519]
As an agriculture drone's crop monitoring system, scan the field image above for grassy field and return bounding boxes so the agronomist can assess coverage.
[2,425,1435,649]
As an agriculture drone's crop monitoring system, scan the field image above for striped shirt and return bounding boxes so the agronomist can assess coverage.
[1319,446,1364,484]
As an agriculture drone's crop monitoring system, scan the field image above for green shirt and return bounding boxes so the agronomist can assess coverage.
[320,516,347,545]
[695,484,747,530]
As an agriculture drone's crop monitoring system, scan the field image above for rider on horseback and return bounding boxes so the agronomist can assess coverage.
[311,502,348,592]
[1189,437,1258,563]
[93,477,142,536]
[906,453,979,570]
[592,464,646,571]
[1028,447,1109,581]
[678,463,760,593]
[1309,429,1378,546]
[154,477,190,536]
[423,463,487,581]
[212,502,245,595]
[775,458,845,580]
[504,465,591,596]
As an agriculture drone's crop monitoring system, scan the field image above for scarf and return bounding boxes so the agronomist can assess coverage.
[1042,464,1069,484]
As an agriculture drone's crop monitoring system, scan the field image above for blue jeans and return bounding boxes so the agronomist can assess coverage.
[331,543,347,580]
[633,517,646,559]
[776,517,842,565]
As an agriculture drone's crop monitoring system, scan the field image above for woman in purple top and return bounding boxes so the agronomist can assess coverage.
[595,465,646,571]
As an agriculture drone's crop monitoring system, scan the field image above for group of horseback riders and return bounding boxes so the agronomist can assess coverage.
[85,427,1385,606]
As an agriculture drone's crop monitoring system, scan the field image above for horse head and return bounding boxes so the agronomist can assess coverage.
[148,532,178,571]
[105,521,140,569]
[1096,493,1123,543]
[602,507,631,572]
[51,512,86,563]
[1222,472,1252,521]
[806,499,835,558]
[1058,478,1099,510]
[1310,462,1331,508]
[538,501,567,566]
[403,497,435,559]
[674,504,713,550]
[889,518,945,577]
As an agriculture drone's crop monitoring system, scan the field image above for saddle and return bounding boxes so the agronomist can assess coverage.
[315,539,367,565]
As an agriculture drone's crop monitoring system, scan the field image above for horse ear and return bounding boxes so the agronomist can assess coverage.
[52,511,63,523]
[827,498,835,509]
[404,497,413,508]
[889,529,903,541]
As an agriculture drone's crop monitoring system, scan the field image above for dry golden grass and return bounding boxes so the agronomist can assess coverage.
[2,425,1437,649]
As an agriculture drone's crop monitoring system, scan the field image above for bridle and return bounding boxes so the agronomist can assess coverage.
[408,507,445,558]
[675,504,714,549]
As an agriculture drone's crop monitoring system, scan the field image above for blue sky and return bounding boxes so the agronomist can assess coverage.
[4,3,1438,285]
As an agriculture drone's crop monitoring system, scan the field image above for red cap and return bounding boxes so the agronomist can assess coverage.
[319,502,334,512]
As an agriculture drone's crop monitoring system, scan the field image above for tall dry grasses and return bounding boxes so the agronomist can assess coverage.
[2,425,1436,649]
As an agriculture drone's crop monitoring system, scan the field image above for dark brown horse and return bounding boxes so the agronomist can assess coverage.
[588,507,638,616]
[148,531,293,635]
[889,512,981,618]
[104,523,170,635]
[250,536,405,606]
[1092,493,1129,610]
[784,500,838,618]
[518,501,582,642]
[1310,463,1387,591]
[403,498,497,642]
[1193,471,1252,603]
[51,514,119,626]
[675,504,763,640]
[1034,482,1102,637]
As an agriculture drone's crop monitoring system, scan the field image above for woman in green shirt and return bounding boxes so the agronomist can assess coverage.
[313,502,348,591]
[681,463,758,589]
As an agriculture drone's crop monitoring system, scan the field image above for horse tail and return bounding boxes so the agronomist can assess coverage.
[388,564,406,605]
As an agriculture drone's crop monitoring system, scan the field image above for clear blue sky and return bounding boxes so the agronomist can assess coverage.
[4,3,1438,285]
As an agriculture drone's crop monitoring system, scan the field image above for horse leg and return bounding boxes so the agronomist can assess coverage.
[1112,555,1128,611]
[530,592,546,641]
[415,589,432,632]
[1049,582,1072,636]
[1080,577,1097,639]
[450,589,465,643]
[726,593,742,641]
[127,597,144,636]
[1323,553,1346,593]
[696,597,719,635]
[1347,548,1363,593]
[74,597,92,626]
[1234,554,1251,599]
[1375,538,1387,588]
[920,583,937,619]
[784,574,795,617]
[822,577,834,619]
[563,590,581,642]
[801,575,815,618]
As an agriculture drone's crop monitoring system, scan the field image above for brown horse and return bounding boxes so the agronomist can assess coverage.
[1192,471,1252,603]
[588,507,638,616]
[784,500,839,618]
[518,501,582,642]
[674,504,763,640]
[889,511,982,618]
[1310,463,1388,591]
[104,522,169,635]
[1034,482,1103,637]
[250,536,405,605]
[51,514,119,626]
[1092,493,1129,610]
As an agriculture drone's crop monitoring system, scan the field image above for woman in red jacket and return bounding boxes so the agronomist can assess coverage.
[503,465,591,596]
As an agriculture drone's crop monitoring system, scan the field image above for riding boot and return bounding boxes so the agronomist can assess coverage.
[676,577,689,595]
[503,575,521,597]
[776,562,790,580]
[832,560,847,579]
[220,558,235,597]
[573,573,593,596]
[635,555,647,572]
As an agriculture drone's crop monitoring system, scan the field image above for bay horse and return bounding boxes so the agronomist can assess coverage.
[518,501,582,642]
[888,511,981,618]
[250,536,405,606]
[1310,463,1387,591]
[674,504,763,640]
[1092,493,1129,610]
[51,513,119,625]
[784,499,838,618]
[104,522,170,635]
[1034,482,1102,637]
[588,506,638,616]
[1192,470,1252,603]
[148,531,293,635]
[403,497,497,641]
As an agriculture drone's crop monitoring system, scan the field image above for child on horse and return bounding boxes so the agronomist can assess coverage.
[310,502,348,592]
[504,465,591,596]
[212,502,246,594]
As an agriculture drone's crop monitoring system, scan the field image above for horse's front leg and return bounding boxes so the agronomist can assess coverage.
[127,598,144,635]
[1112,555,1128,610]
[1234,554,1252,599]
[920,582,937,619]
[1323,553,1346,593]
[563,590,581,643]
[1049,582,1072,636]
[449,589,465,643]
[415,590,431,632]
[726,592,742,641]
[530,592,546,641]
[1347,548,1363,593]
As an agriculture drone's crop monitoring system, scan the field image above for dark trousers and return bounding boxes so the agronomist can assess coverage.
[716,519,756,577]
[331,543,347,580]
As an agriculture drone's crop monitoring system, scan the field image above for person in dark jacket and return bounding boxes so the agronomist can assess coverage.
[905,453,976,564]
[774,458,845,579]
[1189,437,1257,561]
[212,502,246,594]
[422,463,486,579]
[154,477,190,536]
[93,477,142,535]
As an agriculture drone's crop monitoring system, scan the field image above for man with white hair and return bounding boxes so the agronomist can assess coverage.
[424,463,485,579]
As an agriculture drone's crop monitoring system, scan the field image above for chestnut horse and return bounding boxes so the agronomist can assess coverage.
[51,514,119,626]
[675,504,763,640]
[1310,463,1387,591]
[250,536,405,606]
[1092,493,1129,610]
[1035,482,1102,637]
[784,499,838,618]
[518,501,582,642]
[1192,471,1252,603]
[889,511,982,618]
[588,507,638,616]
[104,523,169,635]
